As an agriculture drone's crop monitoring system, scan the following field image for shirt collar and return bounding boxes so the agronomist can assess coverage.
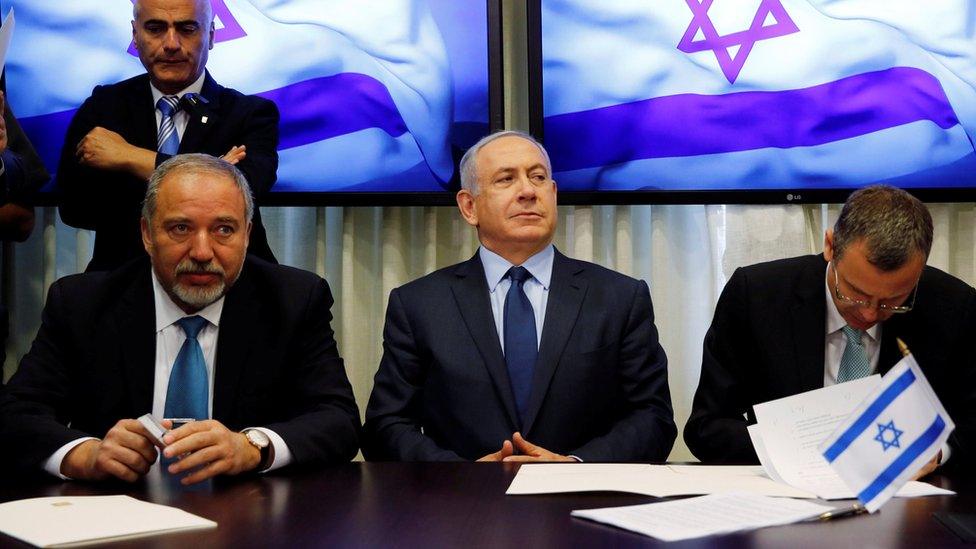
[480,244,555,293]
[824,264,880,341]
[150,71,206,105]
[151,268,224,332]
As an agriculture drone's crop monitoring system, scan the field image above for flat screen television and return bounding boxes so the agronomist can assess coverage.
[4,0,501,206]
[528,0,976,204]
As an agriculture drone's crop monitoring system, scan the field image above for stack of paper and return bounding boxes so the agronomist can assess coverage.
[506,463,813,498]
[748,376,953,500]
[572,493,834,542]
[0,495,216,547]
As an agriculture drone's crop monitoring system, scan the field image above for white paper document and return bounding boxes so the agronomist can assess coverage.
[0,8,14,72]
[0,495,216,547]
[506,463,814,498]
[751,376,953,500]
[571,493,834,541]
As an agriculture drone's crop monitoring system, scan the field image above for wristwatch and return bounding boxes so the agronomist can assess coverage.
[242,428,272,471]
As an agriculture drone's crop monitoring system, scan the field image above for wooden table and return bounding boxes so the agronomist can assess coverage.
[1,463,972,547]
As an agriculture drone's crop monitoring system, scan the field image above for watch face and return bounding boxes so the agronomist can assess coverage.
[246,429,270,448]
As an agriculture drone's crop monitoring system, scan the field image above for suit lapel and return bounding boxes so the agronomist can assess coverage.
[449,255,520,430]
[791,255,829,393]
[521,250,586,434]
[117,265,156,415]
[179,72,222,154]
[130,76,159,151]
[212,264,259,422]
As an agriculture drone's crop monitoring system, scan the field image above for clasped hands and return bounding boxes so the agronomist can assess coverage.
[476,432,575,462]
[76,126,246,173]
[62,418,262,485]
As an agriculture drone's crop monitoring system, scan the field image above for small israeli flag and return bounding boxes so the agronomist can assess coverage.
[819,351,954,512]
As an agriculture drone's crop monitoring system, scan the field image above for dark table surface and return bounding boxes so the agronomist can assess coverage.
[0,463,973,548]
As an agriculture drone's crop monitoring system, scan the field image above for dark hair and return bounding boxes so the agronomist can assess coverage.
[832,185,932,271]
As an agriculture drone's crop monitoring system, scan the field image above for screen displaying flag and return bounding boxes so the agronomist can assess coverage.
[541,0,976,191]
[819,354,954,512]
[3,0,490,193]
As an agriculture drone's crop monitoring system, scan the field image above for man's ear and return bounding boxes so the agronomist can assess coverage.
[141,217,153,255]
[824,229,835,262]
[456,190,479,228]
[208,22,215,50]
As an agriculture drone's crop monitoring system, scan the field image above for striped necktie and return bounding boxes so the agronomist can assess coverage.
[837,325,871,383]
[156,95,182,155]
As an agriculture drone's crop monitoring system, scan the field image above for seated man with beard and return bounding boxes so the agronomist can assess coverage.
[0,154,360,483]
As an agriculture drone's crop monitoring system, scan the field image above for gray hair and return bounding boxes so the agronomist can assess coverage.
[832,185,933,271]
[142,153,254,223]
[459,130,552,195]
[133,0,213,23]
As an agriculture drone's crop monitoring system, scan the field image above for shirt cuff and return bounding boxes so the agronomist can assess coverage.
[568,455,583,462]
[44,437,99,479]
[248,427,293,472]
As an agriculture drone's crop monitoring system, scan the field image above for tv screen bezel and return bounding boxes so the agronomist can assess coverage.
[525,0,976,206]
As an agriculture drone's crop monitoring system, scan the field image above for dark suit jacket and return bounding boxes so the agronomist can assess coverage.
[685,254,976,469]
[1,104,49,205]
[56,72,279,271]
[363,249,676,462]
[0,255,360,477]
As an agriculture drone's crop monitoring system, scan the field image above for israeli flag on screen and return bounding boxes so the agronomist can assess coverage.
[542,0,976,190]
[819,354,954,513]
[5,0,453,192]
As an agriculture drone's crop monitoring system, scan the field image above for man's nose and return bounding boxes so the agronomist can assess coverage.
[163,28,181,50]
[188,231,215,262]
[516,175,538,199]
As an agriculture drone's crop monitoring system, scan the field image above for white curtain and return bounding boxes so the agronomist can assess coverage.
[5,202,974,460]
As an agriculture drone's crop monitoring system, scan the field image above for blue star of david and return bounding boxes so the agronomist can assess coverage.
[677,0,800,84]
[874,420,904,452]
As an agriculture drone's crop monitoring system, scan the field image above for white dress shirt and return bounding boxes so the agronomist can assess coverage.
[43,270,292,478]
[150,72,206,143]
[480,244,554,351]
[823,265,881,387]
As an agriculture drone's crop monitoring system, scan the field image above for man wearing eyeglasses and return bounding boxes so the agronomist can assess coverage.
[685,185,975,476]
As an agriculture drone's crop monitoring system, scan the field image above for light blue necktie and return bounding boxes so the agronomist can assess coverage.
[164,316,209,419]
[504,266,537,425]
[837,325,871,383]
[156,96,182,156]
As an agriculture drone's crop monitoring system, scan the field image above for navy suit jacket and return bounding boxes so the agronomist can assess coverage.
[364,249,676,462]
[685,254,976,469]
[0,255,360,477]
[56,72,279,271]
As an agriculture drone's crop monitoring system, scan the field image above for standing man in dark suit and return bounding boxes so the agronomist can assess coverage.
[57,0,278,272]
[0,91,50,384]
[0,154,359,483]
[685,185,975,476]
[364,131,676,462]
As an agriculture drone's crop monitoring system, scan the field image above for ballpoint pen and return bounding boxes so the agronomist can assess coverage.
[815,503,868,521]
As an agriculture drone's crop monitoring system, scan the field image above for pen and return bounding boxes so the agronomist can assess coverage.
[815,503,868,521]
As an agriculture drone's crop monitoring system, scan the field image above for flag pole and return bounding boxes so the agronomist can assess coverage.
[896,338,911,357]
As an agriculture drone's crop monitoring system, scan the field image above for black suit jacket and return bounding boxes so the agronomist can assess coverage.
[685,254,976,468]
[363,249,676,462]
[0,255,360,477]
[56,72,278,271]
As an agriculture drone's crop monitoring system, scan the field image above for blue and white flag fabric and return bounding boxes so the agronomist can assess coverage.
[819,353,954,512]
[6,0,455,192]
[542,0,976,190]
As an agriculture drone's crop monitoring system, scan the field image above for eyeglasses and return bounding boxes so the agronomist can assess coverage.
[831,261,918,314]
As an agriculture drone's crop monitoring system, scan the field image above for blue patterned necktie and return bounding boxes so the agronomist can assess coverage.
[164,316,210,419]
[156,95,182,155]
[504,266,537,424]
[837,325,871,383]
